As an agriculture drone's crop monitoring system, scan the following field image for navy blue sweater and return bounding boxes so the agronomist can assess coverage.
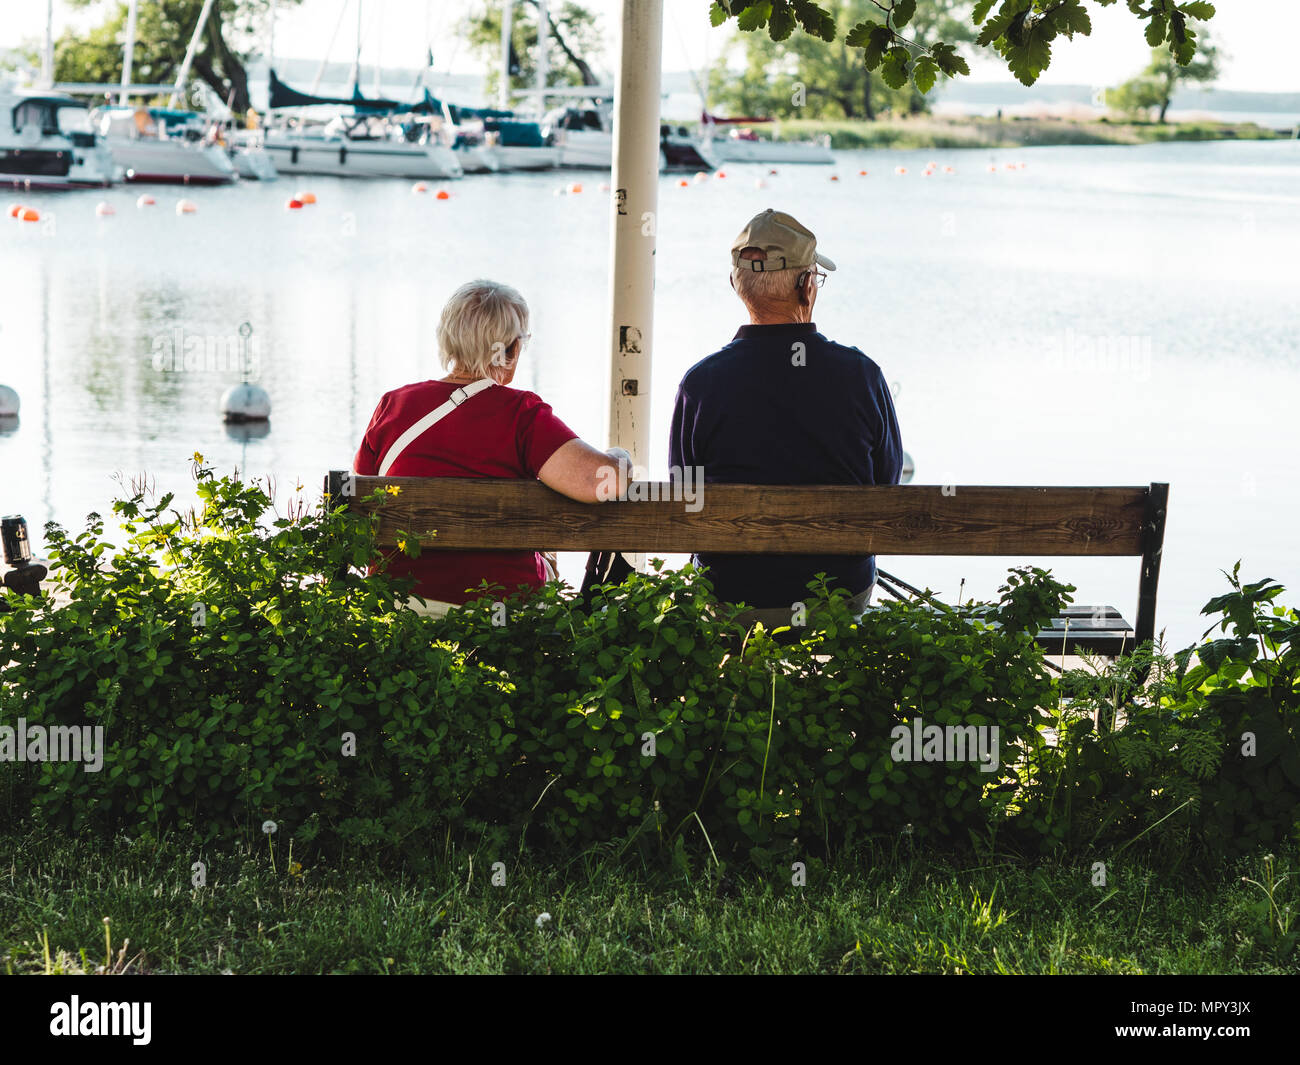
[668,321,903,608]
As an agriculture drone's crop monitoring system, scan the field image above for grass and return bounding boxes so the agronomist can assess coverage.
[2,829,1295,974]
[761,115,1287,151]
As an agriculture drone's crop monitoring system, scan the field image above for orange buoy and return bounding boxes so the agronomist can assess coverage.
[926,160,938,170]
[20,207,40,222]
[297,191,317,204]
[435,189,451,200]
[988,164,998,173]
[286,198,303,210]
[136,194,156,207]
[829,174,839,181]
[768,168,778,175]
[95,202,115,216]
[943,165,955,174]
[895,166,907,175]
[716,170,727,179]
[567,183,582,194]
[858,169,868,176]
[678,179,689,187]
[412,182,428,194]
[8,203,23,218]
[176,199,197,214]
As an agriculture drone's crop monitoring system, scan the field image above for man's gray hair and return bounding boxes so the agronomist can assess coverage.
[732,264,805,308]
[437,279,530,377]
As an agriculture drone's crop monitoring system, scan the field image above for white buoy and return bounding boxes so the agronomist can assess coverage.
[0,384,18,417]
[220,382,271,422]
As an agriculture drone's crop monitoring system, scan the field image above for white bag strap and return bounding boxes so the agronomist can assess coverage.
[377,378,496,476]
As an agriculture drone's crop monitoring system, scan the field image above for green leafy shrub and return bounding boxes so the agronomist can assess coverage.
[2,467,1296,866]
[1018,565,1300,856]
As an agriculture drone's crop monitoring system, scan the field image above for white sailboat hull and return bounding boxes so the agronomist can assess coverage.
[263,135,463,179]
[494,145,559,170]
[108,139,236,184]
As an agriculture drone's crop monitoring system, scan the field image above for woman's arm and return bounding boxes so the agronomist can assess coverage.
[537,440,632,504]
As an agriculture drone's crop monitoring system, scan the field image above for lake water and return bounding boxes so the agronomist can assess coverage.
[1,138,1297,650]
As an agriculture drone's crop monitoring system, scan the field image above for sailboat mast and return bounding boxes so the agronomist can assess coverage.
[41,0,54,89]
[498,0,513,111]
[120,0,139,104]
[535,0,549,111]
[168,0,217,110]
[348,0,363,89]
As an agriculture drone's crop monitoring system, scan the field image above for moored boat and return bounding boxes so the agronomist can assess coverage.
[0,90,117,190]
[90,105,236,185]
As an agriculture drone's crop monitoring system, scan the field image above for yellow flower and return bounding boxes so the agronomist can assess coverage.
[288,861,303,877]
[192,451,205,464]
[384,485,402,496]
[396,537,408,553]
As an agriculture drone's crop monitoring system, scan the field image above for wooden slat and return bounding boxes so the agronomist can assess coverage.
[329,476,1149,556]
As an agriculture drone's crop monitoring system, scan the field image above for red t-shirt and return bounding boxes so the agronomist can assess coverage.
[353,380,578,603]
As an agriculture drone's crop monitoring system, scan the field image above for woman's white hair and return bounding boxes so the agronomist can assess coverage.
[437,280,530,377]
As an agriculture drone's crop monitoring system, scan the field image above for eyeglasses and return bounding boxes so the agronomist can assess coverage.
[798,269,827,290]
[516,333,532,351]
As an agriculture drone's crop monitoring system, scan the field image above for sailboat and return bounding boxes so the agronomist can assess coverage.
[262,73,463,180]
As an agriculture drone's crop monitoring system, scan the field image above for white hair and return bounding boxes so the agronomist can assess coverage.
[731,264,806,309]
[437,280,530,377]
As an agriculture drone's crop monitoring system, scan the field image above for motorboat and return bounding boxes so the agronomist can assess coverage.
[542,100,677,171]
[0,90,117,189]
[90,105,236,184]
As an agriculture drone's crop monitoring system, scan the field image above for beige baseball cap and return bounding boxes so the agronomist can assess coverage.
[731,208,837,273]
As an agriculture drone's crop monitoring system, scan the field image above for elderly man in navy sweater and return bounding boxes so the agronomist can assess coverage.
[669,208,903,621]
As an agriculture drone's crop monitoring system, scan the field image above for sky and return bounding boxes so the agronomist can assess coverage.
[2,0,1295,94]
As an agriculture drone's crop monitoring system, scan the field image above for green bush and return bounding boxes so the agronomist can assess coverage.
[1018,565,1300,856]
[2,467,1296,865]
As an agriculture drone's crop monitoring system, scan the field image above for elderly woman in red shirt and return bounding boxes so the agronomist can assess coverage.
[354,279,629,613]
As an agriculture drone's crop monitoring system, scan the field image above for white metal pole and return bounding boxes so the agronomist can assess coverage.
[605,0,662,472]
[535,0,549,110]
[120,0,139,104]
[498,0,513,111]
[41,0,55,89]
[168,0,217,110]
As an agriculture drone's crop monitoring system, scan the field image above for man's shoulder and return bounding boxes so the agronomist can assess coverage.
[677,332,887,394]
[816,334,887,378]
[678,342,742,395]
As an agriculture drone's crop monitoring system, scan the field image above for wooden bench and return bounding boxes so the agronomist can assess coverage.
[326,474,1169,658]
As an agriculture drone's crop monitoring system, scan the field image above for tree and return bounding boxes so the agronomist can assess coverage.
[1149,28,1219,121]
[464,1,604,104]
[42,0,293,114]
[708,1,909,120]
[709,0,1221,101]
[713,0,973,120]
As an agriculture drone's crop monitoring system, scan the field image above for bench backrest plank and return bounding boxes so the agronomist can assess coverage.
[329,476,1152,557]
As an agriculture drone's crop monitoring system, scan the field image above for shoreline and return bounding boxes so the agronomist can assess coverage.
[763,115,1292,151]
